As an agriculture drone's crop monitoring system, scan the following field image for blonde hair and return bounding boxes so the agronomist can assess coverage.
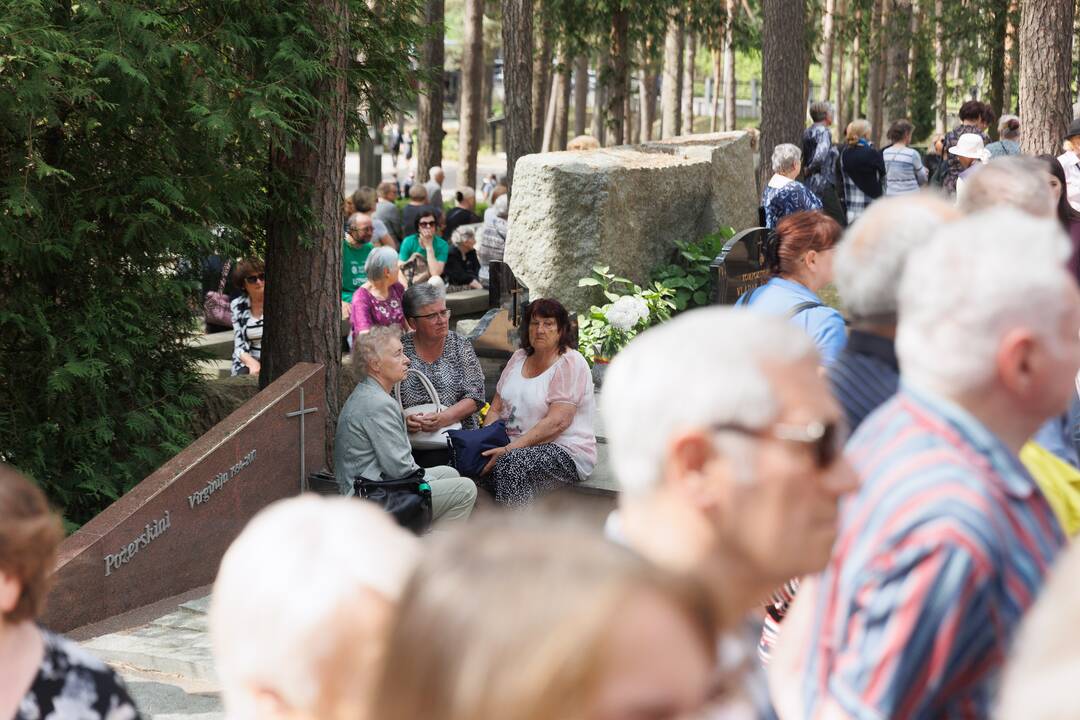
[567,134,600,151]
[845,119,872,146]
[371,518,716,720]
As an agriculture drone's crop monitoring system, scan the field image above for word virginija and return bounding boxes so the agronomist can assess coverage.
[188,449,257,509]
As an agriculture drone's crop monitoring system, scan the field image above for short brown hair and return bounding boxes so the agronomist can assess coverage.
[351,186,377,213]
[0,464,64,623]
[886,119,914,144]
[233,256,265,291]
[520,298,574,356]
[959,100,984,122]
[770,211,842,275]
[376,181,397,199]
[408,184,428,202]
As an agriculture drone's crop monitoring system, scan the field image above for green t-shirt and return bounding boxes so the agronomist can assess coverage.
[342,238,374,301]
[398,233,449,264]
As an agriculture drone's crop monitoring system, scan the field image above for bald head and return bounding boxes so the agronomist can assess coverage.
[834,193,960,323]
[959,156,1057,219]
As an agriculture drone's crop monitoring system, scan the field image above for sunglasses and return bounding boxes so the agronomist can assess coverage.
[710,419,846,469]
[244,273,266,284]
[418,220,436,228]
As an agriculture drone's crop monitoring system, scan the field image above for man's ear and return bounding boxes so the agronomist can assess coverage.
[664,430,725,508]
[996,327,1038,396]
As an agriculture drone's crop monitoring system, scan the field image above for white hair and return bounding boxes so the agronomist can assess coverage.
[364,245,398,281]
[210,495,419,718]
[835,194,956,320]
[771,143,802,174]
[997,541,1080,720]
[354,325,401,373]
[959,156,1057,219]
[455,186,475,204]
[600,307,817,495]
[450,224,477,248]
[428,165,444,181]
[896,208,1072,396]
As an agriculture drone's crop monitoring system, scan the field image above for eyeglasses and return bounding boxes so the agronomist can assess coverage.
[418,220,436,228]
[244,273,266,284]
[710,419,847,469]
[412,308,451,321]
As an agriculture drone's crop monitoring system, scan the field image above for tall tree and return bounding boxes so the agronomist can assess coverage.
[820,0,837,102]
[986,0,1008,140]
[554,53,572,149]
[574,55,589,136]
[883,0,912,123]
[640,38,660,140]
[759,0,807,189]
[592,50,608,144]
[933,0,946,132]
[834,0,846,125]
[459,0,485,188]
[851,5,862,121]
[531,6,553,150]
[710,47,721,131]
[417,0,445,182]
[866,0,884,143]
[681,31,697,134]
[1019,0,1074,154]
[606,8,631,144]
[722,0,737,130]
[661,12,682,138]
[1002,0,1018,114]
[502,0,534,187]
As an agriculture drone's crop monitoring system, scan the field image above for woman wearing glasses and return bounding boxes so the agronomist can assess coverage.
[230,257,266,376]
[397,209,448,285]
[399,284,486,466]
[350,247,410,340]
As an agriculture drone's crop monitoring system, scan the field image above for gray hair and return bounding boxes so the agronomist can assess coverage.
[835,194,959,321]
[429,165,444,182]
[450,225,477,248]
[402,282,446,318]
[897,208,1072,396]
[959,156,1057,219]
[771,143,802,174]
[809,101,833,123]
[493,194,509,217]
[354,325,401,374]
[347,212,370,232]
[600,308,817,495]
[455,186,476,204]
[364,246,398,281]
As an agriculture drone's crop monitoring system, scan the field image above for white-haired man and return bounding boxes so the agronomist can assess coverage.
[210,495,420,720]
[793,209,1080,719]
[958,155,1058,218]
[829,194,960,430]
[424,166,444,210]
[601,308,858,716]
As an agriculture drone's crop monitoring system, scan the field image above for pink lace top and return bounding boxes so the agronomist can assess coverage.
[495,349,597,478]
[351,282,406,337]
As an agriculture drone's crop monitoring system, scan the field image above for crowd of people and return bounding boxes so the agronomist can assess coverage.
[14,105,1080,720]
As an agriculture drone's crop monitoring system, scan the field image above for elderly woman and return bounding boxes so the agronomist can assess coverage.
[482,298,597,505]
[1,464,142,719]
[838,120,885,223]
[477,194,509,281]
[398,208,448,285]
[372,520,718,720]
[400,283,485,466]
[351,246,409,340]
[882,119,928,195]
[231,256,265,376]
[334,326,476,526]
[761,143,822,229]
[445,226,483,291]
[737,211,846,365]
[986,115,1022,158]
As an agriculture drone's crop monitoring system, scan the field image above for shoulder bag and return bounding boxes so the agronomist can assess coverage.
[395,368,462,450]
[204,260,233,327]
[354,469,433,534]
[447,421,511,478]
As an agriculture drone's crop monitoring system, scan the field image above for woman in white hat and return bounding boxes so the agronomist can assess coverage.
[948,133,990,205]
[1057,118,1080,213]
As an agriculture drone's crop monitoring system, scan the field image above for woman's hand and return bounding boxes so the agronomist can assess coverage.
[480,445,511,475]
[405,414,424,433]
[417,412,445,432]
[244,358,261,374]
[419,232,434,250]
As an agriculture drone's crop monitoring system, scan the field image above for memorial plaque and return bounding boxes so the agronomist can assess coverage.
[41,363,326,632]
[710,227,770,305]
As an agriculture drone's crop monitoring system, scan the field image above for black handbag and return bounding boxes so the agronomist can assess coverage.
[354,469,433,534]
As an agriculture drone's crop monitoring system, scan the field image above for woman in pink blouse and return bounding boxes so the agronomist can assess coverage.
[350,246,410,341]
[481,298,597,505]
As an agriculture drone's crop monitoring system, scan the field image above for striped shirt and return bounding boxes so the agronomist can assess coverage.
[800,384,1065,720]
[828,330,899,432]
[883,146,928,196]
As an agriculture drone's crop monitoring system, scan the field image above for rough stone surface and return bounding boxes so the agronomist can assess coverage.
[504,132,758,312]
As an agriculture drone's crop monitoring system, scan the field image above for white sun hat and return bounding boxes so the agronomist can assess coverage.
[948,133,991,162]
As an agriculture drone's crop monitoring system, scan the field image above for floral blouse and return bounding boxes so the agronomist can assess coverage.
[400,332,485,429]
[761,176,823,229]
[351,282,406,337]
[17,629,141,720]
[230,293,263,376]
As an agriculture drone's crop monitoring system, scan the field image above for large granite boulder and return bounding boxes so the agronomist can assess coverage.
[503,132,757,312]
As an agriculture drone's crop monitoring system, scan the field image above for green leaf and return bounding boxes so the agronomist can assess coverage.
[578,277,602,287]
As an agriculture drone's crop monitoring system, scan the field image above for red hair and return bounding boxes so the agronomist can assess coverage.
[771,211,842,276]
[0,464,64,622]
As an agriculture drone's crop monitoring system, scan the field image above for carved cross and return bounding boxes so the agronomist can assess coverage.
[285,387,319,492]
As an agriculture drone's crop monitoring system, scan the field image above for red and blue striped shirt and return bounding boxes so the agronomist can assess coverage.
[800,385,1065,719]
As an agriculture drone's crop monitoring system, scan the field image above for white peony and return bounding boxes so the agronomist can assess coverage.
[605,296,650,331]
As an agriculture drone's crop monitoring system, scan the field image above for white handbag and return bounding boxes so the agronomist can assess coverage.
[395,368,462,450]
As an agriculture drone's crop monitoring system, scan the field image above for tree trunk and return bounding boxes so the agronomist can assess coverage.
[661,13,682,138]
[458,0,484,189]
[1019,0,1074,154]
[835,0,846,126]
[592,50,608,144]
[263,0,347,460]
[542,64,559,152]
[934,0,946,132]
[866,0,885,144]
[681,32,696,134]
[851,6,861,120]
[640,40,658,141]
[986,0,1008,139]
[710,48,721,132]
[554,55,571,150]
[1002,0,1018,114]
[574,55,589,137]
[723,0,736,131]
[531,9,552,151]
[606,8,630,144]
[883,0,912,123]
[417,0,445,183]
[759,0,808,189]
[501,0,533,188]
[821,0,836,101]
